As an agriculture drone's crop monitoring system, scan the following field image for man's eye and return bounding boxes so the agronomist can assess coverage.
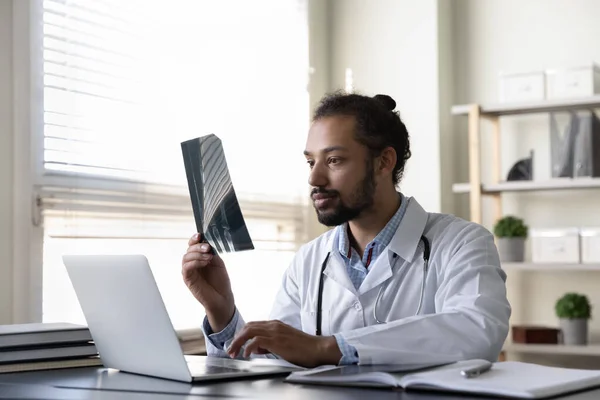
[306,160,315,168]
[328,157,341,165]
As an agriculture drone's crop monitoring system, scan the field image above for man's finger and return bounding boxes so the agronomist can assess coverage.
[182,252,213,263]
[188,233,200,246]
[187,243,213,254]
[181,258,212,274]
[243,336,272,358]
[227,326,271,358]
[181,261,205,274]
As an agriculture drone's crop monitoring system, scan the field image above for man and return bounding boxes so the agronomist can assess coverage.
[182,92,511,368]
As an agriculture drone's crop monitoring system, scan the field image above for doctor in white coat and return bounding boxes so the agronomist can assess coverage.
[182,92,511,368]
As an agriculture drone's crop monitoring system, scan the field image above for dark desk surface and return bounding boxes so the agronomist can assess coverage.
[1,366,600,400]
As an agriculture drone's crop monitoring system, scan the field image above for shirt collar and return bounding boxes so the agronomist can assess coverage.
[335,192,407,259]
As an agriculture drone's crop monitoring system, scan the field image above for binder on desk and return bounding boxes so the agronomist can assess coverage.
[0,322,100,373]
[0,342,98,364]
[285,359,600,399]
[0,356,103,374]
[0,323,92,349]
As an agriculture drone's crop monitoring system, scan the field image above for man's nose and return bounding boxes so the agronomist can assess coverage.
[308,162,328,188]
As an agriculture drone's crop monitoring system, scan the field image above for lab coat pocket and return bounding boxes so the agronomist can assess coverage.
[300,308,331,336]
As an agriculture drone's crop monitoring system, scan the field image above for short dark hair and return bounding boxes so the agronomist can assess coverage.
[312,91,411,186]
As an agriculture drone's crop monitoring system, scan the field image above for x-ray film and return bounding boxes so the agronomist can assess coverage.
[181,134,254,253]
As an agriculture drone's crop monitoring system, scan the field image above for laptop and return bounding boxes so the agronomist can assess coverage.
[63,254,299,382]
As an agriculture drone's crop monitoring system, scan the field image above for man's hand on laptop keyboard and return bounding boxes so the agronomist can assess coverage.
[226,320,342,368]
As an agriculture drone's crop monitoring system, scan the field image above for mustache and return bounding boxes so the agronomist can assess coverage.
[311,188,339,197]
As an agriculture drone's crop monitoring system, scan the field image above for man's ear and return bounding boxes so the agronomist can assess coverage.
[377,147,397,177]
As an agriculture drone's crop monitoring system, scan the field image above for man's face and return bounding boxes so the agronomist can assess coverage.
[304,115,376,226]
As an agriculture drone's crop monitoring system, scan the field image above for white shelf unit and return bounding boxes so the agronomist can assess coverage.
[452,178,600,195]
[452,94,600,117]
[502,263,600,271]
[452,96,600,361]
[503,343,600,356]
[451,96,600,224]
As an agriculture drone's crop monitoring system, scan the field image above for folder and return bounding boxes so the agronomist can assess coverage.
[0,323,92,349]
[285,359,600,399]
[0,356,102,374]
[0,342,98,364]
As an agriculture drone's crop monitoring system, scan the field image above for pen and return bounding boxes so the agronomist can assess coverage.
[460,361,493,378]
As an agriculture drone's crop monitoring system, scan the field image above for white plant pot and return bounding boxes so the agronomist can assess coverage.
[560,318,588,345]
[497,237,525,262]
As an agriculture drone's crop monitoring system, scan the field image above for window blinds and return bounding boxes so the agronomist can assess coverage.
[40,0,310,201]
[37,0,312,329]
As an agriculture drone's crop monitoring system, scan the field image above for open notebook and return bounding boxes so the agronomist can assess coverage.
[285,359,600,399]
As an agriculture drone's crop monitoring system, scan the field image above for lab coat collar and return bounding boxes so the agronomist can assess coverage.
[322,197,429,263]
[321,196,428,295]
[357,197,428,294]
[322,251,358,296]
[388,196,428,263]
[323,230,389,296]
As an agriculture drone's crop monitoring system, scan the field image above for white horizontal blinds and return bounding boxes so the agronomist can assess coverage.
[42,210,300,328]
[42,0,160,182]
[39,184,307,250]
[39,0,311,329]
[41,0,311,202]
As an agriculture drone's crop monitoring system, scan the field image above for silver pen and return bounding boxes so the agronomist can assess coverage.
[460,361,493,378]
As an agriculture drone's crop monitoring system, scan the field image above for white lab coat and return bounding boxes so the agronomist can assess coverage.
[205,196,511,365]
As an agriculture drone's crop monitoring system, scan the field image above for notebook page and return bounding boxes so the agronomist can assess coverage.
[401,361,600,399]
[285,361,455,387]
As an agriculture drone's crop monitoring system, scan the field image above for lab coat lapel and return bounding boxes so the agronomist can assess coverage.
[357,254,392,295]
[358,197,429,295]
[388,197,429,263]
[321,232,357,295]
[323,251,357,295]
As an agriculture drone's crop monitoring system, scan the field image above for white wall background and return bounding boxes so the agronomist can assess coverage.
[0,0,14,324]
[327,0,446,214]
[452,0,600,367]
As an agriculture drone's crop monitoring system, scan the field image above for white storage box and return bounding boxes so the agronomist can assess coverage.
[531,228,580,263]
[499,71,546,103]
[546,64,600,99]
[581,228,600,263]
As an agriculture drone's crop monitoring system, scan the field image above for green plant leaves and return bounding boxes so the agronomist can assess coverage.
[555,292,592,319]
[493,215,528,238]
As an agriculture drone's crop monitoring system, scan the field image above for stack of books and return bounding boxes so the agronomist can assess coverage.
[0,322,103,373]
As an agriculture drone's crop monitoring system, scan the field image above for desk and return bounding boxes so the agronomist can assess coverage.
[1,366,600,400]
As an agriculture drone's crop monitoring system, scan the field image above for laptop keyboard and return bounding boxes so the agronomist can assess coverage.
[186,357,251,375]
[188,364,246,375]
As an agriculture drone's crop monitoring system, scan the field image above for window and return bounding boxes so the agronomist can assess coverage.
[37,0,310,330]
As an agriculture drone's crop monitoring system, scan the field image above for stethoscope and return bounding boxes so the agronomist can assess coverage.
[315,235,430,336]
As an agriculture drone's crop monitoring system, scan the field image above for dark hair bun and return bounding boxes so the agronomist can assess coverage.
[373,94,396,111]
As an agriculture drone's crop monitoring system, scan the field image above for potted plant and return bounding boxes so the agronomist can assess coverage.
[555,292,592,345]
[493,215,528,262]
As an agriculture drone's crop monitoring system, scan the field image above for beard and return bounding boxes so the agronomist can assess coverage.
[312,159,376,227]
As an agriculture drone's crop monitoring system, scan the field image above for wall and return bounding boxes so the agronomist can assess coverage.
[453,0,600,367]
[305,0,332,238]
[436,1,456,216]
[0,0,14,324]
[327,0,449,213]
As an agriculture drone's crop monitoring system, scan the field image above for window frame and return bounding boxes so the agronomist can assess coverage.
[11,0,321,326]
